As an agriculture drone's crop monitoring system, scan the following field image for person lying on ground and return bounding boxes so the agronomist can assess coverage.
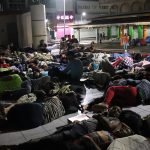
[85,79,150,112]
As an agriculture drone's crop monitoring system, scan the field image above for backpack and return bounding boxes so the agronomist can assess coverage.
[92,71,110,89]
[112,122,134,138]
[119,110,143,134]
[142,115,150,137]
[59,91,83,114]
[94,115,121,131]
[93,115,134,138]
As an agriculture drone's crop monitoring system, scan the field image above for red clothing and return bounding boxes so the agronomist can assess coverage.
[111,57,123,68]
[104,86,137,107]
[0,63,10,68]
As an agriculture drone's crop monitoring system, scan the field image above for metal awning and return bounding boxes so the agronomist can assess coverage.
[71,11,150,29]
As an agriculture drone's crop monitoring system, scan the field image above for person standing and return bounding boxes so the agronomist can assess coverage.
[99,33,103,43]
[102,32,105,40]
[122,33,129,50]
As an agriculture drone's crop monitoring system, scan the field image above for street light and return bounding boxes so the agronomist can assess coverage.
[81,12,86,23]
[63,0,66,37]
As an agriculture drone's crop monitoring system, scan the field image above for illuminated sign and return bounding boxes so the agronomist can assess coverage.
[56,11,74,23]
[56,15,74,20]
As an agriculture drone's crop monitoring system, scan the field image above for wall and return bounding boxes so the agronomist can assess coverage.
[0,12,32,48]
[17,12,32,48]
[0,15,16,45]
[76,0,148,16]
[76,1,111,15]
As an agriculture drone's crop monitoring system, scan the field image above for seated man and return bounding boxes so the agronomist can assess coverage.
[50,50,83,82]
[85,41,96,52]
[38,39,48,52]
[71,35,79,44]
[62,50,83,81]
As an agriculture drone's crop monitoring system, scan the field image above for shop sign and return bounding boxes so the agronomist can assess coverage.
[77,1,111,14]
[56,11,74,23]
[56,15,74,20]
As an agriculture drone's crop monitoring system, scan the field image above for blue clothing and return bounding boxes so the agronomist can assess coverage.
[63,58,83,81]
[111,53,131,59]
[7,103,44,130]
[41,71,49,77]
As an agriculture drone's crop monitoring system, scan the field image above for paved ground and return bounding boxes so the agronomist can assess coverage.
[0,85,103,146]
[96,42,150,54]
[81,40,150,54]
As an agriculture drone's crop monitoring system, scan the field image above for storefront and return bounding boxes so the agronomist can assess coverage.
[55,11,74,39]
[72,12,150,43]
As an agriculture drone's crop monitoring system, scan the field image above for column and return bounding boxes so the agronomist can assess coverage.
[30,4,47,48]
[117,26,120,40]
[129,26,134,40]
[138,25,143,39]
[78,29,80,42]
[107,27,112,39]
[120,26,124,46]
[120,25,124,37]
[96,28,99,43]
[143,25,147,39]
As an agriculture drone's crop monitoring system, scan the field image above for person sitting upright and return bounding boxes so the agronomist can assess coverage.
[71,35,79,44]
[62,50,83,81]
[38,39,47,52]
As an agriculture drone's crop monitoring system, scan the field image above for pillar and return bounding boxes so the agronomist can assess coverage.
[96,28,99,43]
[120,26,124,46]
[117,26,120,39]
[129,26,134,40]
[107,27,112,39]
[138,25,143,39]
[78,29,80,42]
[120,26,124,38]
[30,4,47,48]
[143,25,147,39]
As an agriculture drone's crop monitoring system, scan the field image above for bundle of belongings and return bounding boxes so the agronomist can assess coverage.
[0,43,150,150]
[1,106,150,150]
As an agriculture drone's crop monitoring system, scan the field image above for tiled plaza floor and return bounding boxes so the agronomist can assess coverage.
[0,85,103,146]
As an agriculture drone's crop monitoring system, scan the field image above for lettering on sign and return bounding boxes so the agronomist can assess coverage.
[77,1,110,14]
[77,5,109,10]
[57,15,74,20]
